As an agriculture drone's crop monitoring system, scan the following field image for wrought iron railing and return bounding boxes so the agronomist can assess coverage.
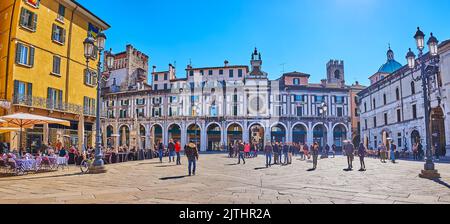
[12,94,96,116]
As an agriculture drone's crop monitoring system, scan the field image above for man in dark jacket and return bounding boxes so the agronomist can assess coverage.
[168,139,175,163]
[237,141,245,165]
[185,141,199,176]
[264,142,273,168]
[157,141,165,163]
[273,142,279,165]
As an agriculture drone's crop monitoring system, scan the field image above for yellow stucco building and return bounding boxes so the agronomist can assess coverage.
[0,0,110,152]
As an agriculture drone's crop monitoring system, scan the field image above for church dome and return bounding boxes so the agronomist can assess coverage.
[378,47,403,74]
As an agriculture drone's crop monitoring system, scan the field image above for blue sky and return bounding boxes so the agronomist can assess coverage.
[78,0,450,86]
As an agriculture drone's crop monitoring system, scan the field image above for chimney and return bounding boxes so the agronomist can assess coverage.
[224,60,229,67]
[321,79,327,87]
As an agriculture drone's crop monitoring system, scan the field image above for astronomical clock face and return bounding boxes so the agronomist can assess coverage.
[248,94,266,114]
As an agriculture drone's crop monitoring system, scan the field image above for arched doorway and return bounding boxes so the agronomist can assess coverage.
[411,130,421,145]
[431,107,446,156]
[271,124,286,143]
[106,125,114,148]
[168,124,181,143]
[313,124,327,147]
[207,124,221,151]
[333,124,347,151]
[139,125,146,149]
[292,124,307,144]
[249,123,265,150]
[227,123,243,145]
[187,124,201,149]
[152,124,163,145]
[119,125,130,147]
[382,130,390,150]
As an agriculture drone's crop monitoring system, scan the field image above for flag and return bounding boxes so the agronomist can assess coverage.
[88,23,99,39]
[27,0,40,7]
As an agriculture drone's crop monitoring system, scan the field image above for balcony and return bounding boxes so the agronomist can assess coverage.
[13,95,95,117]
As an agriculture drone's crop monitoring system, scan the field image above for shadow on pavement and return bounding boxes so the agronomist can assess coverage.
[254,167,268,170]
[159,175,188,181]
[0,172,83,181]
[226,164,238,166]
[307,168,316,172]
[155,165,178,168]
[433,178,450,189]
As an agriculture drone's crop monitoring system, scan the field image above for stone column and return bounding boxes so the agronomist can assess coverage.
[287,121,292,143]
[181,122,187,149]
[145,124,151,150]
[327,122,333,146]
[200,121,207,152]
[243,121,250,144]
[307,122,314,145]
[445,113,450,157]
[43,124,49,146]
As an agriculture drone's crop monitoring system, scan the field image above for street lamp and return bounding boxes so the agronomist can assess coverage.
[319,102,328,147]
[83,31,113,173]
[405,27,441,179]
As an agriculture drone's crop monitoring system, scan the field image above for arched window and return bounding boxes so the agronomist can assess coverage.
[411,81,416,95]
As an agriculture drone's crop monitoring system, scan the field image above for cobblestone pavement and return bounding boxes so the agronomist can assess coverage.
[0,154,449,204]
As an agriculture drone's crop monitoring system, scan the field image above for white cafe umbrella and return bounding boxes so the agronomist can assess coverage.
[0,113,70,155]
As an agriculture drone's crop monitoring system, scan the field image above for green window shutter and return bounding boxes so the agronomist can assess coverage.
[13,80,19,99]
[58,90,63,109]
[15,43,22,64]
[27,83,32,106]
[32,13,37,31]
[62,28,66,44]
[19,8,26,27]
[29,47,35,67]
[52,24,56,41]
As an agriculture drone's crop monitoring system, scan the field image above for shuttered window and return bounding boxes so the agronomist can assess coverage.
[52,55,61,75]
[19,8,37,31]
[47,88,63,110]
[15,43,34,67]
[52,24,66,44]
[84,69,96,86]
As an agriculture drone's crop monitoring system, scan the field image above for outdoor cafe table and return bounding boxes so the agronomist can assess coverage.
[15,159,36,172]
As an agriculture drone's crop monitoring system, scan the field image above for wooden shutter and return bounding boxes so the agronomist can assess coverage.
[13,80,19,100]
[19,8,26,27]
[58,90,63,109]
[15,43,22,64]
[27,83,32,106]
[32,13,37,31]
[29,46,35,67]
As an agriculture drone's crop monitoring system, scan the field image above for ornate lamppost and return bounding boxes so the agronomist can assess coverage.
[83,32,114,173]
[319,102,328,147]
[405,27,441,179]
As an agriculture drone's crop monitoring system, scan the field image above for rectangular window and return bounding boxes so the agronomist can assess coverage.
[364,119,368,130]
[296,106,303,117]
[121,100,130,106]
[397,109,401,122]
[84,69,96,86]
[84,97,96,115]
[155,74,158,81]
[119,109,128,118]
[47,88,63,110]
[208,70,213,76]
[294,95,303,102]
[136,108,145,118]
[293,78,300,85]
[107,110,115,119]
[164,84,168,90]
[238,69,243,77]
[364,102,367,112]
[52,55,61,75]
[373,117,377,128]
[337,107,343,117]
[57,4,65,21]
[189,70,194,76]
[335,96,344,104]
[13,80,32,106]
[15,43,34,67]
[233,106,238,116]
[19,8,38,31]
[164,73,168,80]
[412,104,417,119]
[315,96,324,103]
[154,84,158,91]
[384,113,388,125]
[136,98,145,105]
[219,70,223,75]
[229,69,234,78]
[397,133,402,147]
[52,24,66,44]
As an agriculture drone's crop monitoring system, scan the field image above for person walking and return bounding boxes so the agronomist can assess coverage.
[379,143,387,163]
[391,141,397,164]
[311,142,319,170]
[303,143,310,160]
[264,142,273,168]
[157,140,165,163]
[244,142,251,158]
[282,143,289,165]
[237,141,246,165]
[288,143,293,164]
[175,140,181,165]
[273,142,279,165]
[358,143,366,171]
[233,142,239,158]
[344,140,355,170]
[413,142,418,161]
[168,139,175,163]
[228,142,234,158]
[185,141,199,176]
[299,143,305,160]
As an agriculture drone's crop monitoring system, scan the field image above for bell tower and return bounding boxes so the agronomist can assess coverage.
[327,60,345,85]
